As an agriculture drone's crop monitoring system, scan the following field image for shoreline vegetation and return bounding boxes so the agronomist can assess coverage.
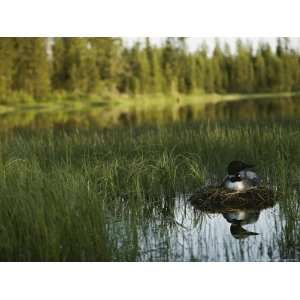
[1,91,299,115]
[1,37,300,112]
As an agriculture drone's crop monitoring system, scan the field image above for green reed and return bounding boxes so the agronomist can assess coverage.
[0,119,300,261]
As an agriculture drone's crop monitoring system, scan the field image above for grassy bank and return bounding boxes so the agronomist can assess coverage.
[0,120,300,261]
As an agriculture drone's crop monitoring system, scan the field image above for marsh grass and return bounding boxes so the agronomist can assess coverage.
[1,119,300,261]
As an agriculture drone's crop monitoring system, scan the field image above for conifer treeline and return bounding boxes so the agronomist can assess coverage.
[0,37,300,103]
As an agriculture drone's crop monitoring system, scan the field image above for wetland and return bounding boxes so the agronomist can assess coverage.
[0,94,300,261]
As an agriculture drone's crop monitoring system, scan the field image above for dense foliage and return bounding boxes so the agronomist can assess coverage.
[0,37,300,103]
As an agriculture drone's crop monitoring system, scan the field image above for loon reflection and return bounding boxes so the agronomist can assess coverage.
[222,210,260,239]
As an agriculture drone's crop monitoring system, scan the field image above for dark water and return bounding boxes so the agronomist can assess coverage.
[137,195,291,262]
[2,95,300,130]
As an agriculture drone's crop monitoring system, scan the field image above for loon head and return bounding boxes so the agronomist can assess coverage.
[227,160,255,175]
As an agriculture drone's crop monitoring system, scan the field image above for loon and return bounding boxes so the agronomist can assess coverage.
[222,160,261,191]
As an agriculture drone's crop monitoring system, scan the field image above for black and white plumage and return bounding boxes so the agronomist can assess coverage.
[222,161,261,191]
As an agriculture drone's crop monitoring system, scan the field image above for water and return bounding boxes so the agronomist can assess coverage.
[136,196,289,261]
[2,95,300,130]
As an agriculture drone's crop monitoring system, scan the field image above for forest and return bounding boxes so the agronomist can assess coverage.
[0,37,300,104]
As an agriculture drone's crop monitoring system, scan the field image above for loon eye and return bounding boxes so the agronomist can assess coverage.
[235,173,242,181]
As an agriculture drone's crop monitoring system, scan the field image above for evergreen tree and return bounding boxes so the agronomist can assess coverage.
[1,37,300,103]
[232,39,254,93]
[222,42,232,92]
[161,38,179,94]
[254,48,267,91]
[276,38,284,57]
[14,38,50,99]
[145,38,163,93]
[211,39,224,93]
[260,43,283,91]
[0,38,15,101]
[89,38,123,92]
[118,42,146,95]
[117,48,131,94]
[194,48,206,92]
[52,38,100,94]
[62,37,89,92]
[280,40,299,91]
[199,42,214,93]
[51,37,66,90]
[137,44,151,94]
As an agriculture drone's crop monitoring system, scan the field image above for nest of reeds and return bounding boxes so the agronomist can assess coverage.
[189,186,276,213]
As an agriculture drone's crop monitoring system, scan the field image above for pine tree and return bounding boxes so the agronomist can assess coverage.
[51,37,66,90]
[280,41,297,92]
[14,38,50,100]
[199,42,214,93]
[194,49,206,92]
[161,38,178,94]
[52,37,100,94]
[0,38,15,102]
[117,47,131,94]
[222,42,232,92]
[260,42,283,91]
[254,48,267,91]
[89,38,123,93]
[145,38,163,93]
[232,39,254,93]
[63,38,89,92]
[137,44,151,94]
[211,39,224,93]
[185,54,196,93]
[276,38,284,57]
[118,42,144,95]
[84,43,99,93]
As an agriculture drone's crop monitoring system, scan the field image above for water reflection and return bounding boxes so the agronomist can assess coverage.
[204,96,300,120]
[222,210,260,239]
[137,195,284,261]
[2,95,300,130]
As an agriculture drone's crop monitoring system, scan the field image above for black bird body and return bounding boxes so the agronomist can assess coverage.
[222,160,261,191]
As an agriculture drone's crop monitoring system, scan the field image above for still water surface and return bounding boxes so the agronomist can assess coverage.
[2,95,300,130]
[138,195,287,261]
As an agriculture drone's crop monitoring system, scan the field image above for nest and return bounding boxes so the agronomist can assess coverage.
[189,186,276,213]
